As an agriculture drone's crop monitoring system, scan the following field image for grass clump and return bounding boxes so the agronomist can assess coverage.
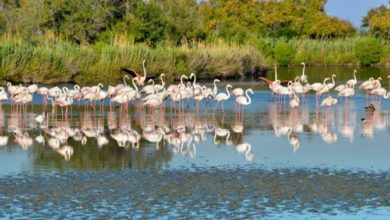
[354,37,383,65]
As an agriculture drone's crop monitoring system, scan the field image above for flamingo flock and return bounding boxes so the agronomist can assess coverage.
[267,64,390,108]
[0,71,254,117]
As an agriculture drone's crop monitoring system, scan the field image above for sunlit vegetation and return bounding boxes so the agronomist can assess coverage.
[0,0,389,84]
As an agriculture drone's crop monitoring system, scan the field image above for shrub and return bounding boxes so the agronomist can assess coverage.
[355,37,382,65]
[273,42,295,65]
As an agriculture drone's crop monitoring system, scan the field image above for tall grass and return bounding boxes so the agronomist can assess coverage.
[252,37,390,65]
[0,37,267,85]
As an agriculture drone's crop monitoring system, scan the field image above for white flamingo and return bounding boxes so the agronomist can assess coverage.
[300,62,307,83]
[346,70,357,88]
[235,88,253,112]
[214,84,232,110]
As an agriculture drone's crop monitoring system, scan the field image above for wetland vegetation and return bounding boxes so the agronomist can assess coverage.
[0,0,390,84]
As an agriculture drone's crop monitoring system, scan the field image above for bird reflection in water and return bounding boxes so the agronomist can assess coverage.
[361,101,387,138]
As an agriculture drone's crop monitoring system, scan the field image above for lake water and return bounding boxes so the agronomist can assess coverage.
[1,66,390,219]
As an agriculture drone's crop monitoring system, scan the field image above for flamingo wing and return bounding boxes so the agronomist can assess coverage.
[257,77,272,86]
[121,67,141,78]
[258,77,289,86]
[145,76,157,81]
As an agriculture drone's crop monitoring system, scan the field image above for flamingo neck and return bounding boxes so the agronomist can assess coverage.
[245,90,252,105]
[142,61,147,78]
[123,76,128,87]
[226,85,231,98]
[323,78,328,85]
[193,74,197,86]
[302,64,306,76]
[213,80,218,94]
[274,66,278,81]
[160,75,165,88]
[132,79,139,96]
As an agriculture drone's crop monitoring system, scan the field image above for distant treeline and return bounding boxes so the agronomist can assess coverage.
[0,0,389,84]
[0,0,358,44]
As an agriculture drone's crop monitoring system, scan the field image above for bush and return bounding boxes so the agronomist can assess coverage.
[273,42,295,65]
[355,37,382,65]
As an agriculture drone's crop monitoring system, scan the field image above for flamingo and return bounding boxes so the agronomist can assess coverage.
[154,74,166,92]
[311,77,330,104]
[48,86,61,98]
[334,84,346,92]
[235,88,253,113]
[27,84,38,93]
[359,77,374,90]
[300,62,307,83]
[232,87,244,97]
[338,85,355,103]
[214,84,232,110]
[346,70,357,88]
[0,87,8,102]
[141,79,156,95]
[320,95,338,107]
[121,60,149,86]
[326,74,336,91]
[212,79,220,97]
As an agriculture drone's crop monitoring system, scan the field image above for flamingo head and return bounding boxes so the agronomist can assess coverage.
[378,77,382,81]
[300,62,305,66]
[214,79,220,83]
[247,88,254,95]
[227,84,232,88]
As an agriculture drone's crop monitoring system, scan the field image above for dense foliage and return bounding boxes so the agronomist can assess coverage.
[0,0,389,84]
[273,42,295,65]
[354,37,383,65]
[0,0,356,45]
[363,4,390,40]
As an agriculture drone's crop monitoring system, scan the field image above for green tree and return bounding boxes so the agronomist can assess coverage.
[110,0,167,45]
[363,5,390,40]
[355,37,382,65]
[43,0,121,44]
[273,41,295,65]
[161,0,207,44]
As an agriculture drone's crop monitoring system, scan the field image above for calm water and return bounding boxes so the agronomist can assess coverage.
[2,66,390,219]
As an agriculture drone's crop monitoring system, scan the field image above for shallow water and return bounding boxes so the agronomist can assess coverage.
[2,67,390,218]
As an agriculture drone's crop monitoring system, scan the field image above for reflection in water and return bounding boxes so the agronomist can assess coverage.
[0,92,390,170]
[267,100,390,151]
[0,106,255,168]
